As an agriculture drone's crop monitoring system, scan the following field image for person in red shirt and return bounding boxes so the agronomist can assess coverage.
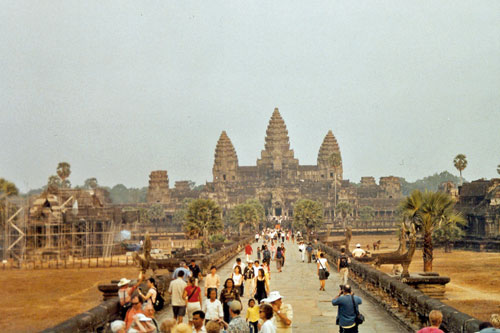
[245,243,253,262]
[124,295,144,330]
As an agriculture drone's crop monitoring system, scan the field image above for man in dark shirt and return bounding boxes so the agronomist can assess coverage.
[189,259,203,286]
[306,243,314,263]
[331,285,362,333]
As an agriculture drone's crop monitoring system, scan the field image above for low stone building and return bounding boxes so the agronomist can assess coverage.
[455,179,500,237]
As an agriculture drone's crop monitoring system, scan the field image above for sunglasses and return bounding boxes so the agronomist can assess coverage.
[132,302,139,305]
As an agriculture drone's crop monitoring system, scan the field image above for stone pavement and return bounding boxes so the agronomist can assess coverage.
[159,240,411,332]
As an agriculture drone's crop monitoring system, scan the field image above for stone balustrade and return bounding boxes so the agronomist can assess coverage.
[318,243,482,333]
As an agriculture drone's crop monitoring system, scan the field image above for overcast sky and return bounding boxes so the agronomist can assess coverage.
[1,1,499,192]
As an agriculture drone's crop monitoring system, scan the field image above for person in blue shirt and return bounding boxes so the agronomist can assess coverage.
[172,261,192,282]
[331,284,362,333]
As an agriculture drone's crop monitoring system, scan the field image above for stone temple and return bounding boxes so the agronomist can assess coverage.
[148,108,402,228]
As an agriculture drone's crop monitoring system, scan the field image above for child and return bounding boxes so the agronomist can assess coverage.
[246,299,259,333]
[257,247,261,260]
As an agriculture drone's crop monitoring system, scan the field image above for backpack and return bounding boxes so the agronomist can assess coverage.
[153,292,165,311]
[264,249,271,260]
[339,255,349,268]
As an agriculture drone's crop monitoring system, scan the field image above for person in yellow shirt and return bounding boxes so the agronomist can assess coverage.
[246,298,259,333]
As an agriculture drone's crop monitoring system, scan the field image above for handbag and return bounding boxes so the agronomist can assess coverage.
[351,295,364,325]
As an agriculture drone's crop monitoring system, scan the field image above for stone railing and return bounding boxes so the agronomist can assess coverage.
[42,236,253,333]
[318,243,482,333]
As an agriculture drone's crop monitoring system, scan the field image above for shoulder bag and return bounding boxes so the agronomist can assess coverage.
[351,295,364,325]
[318,259,330,278]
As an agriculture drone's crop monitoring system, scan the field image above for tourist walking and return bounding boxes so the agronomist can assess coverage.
[257,247,261,260]
[270,243,276,261]
[244,261,256,298]
[246,299,259,333]
[276,246,283,272]
[417,310,444,333]
[253,268,270,304]
[245,243,254,262]
[204,265,221,297]
[338,248,350,287]
[259,303,276,333]
[331,285,362,333]
[220,278,241,324]
[183,276,203,326]
[219,300,249,333]
[306,243,313,263]
[173,261,192,282]
[279,243,286,267]
[317,252,330,291]
[192,310,207,333]
[263,245,271,263]
[298,242,305,262]
[261,291,292,333]
[189,259,203,286]
[203,289,224,322]
[232,265,245,297]
[168,270,188,324]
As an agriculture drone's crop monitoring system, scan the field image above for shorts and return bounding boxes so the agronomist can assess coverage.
[187,302,201,320]
[172,305,186,318]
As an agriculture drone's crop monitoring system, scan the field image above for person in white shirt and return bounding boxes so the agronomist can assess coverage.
[351,244,366,258]
[202,289,223,322]
[298,242,306,262]
[232,258,246,273]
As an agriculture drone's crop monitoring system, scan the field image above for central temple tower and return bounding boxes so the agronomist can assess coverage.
[256,108,299,175]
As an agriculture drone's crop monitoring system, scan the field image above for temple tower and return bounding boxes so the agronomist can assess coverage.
[257,108,298,171]
[317,130,343,181]
[147,170,170,203]
[212,131,239,183]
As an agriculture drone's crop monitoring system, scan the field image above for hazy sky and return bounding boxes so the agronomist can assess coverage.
[1,1,500,192]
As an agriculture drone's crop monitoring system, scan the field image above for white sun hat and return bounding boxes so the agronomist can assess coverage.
[261,291,283,303]
[117,278,131,287]
[356,244,361,248]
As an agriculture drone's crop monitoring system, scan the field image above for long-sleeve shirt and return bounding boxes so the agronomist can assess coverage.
[202,299,224,320]
[204,273,220,289]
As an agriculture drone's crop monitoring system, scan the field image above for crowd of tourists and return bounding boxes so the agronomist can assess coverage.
[108,227,500,333]
[110,227,295,333]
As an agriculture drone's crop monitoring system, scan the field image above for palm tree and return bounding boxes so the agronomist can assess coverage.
[229,203,259,235]
[328,152,342,207]
[335,202,353,229]
[57,162,71,187]
[399,190,463,272]
[453,154,467,185]
[47,175,62,193]
[0,178,18,197]
[433,214,466,253]
[184,199,223,246]
[84,178,98,190]
[245,198,265,227]
[292,199,324,240]
[359,206,375,227]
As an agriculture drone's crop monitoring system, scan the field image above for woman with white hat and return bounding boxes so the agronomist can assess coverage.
[117,275,143,319]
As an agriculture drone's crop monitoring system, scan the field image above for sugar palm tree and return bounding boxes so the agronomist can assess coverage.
[453,154,467,185]
[230,203,259,235]
[292,199,324,241]
[400,190,463,272]
[335,201,353,229]
[184,199,223,247]
[57,162,71,188]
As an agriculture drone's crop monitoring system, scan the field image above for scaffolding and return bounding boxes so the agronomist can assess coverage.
[2,195,28,265]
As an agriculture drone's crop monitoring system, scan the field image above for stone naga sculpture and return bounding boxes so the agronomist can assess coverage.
[132,232,158,279]
[327,227,352,251]
[374,224,416,278]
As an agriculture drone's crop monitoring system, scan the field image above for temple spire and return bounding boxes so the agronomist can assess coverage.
[213,131,238,182]
[317,130,343,180]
